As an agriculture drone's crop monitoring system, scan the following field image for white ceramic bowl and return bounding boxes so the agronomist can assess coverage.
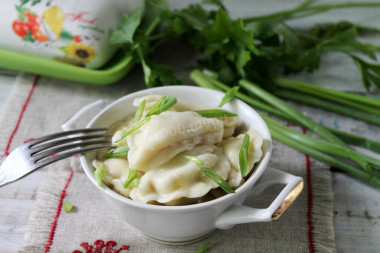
[71,86,303,244]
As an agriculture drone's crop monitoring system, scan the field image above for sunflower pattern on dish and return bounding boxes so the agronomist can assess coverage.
[60,42,97,63]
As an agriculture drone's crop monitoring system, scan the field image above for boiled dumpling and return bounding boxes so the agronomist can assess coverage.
[133,95,242,139]
[220,129,263,188]
[127,111,224,171]
[129,148,231,204]
[92,95,265,206]
[92,158,135,198]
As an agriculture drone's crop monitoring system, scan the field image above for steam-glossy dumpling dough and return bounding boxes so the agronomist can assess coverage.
[127,111,224,171]
[220,129,263,188]
[92,158,133,198]
[130,147,231,204]
[93,95,264,206]
[133,95,241,139]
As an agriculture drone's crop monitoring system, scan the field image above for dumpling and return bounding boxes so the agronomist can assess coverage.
[92,158,134,198]
[132,95,242,139]
[220,129,263,188]
[110,117,134,147]
[127,111,224,171]
[129,148,231,204]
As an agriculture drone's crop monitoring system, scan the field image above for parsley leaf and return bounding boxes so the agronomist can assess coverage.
[109,7,142,45]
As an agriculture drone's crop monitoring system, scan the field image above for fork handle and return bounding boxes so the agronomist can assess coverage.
[62,100,106,131]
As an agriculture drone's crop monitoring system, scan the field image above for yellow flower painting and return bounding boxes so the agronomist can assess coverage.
[61,42,97,62]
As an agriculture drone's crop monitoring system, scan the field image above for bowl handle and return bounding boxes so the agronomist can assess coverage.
[215,168,304,229]
[61,100,106,131]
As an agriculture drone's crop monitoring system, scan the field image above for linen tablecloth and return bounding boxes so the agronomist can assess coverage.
[0,73,336,252]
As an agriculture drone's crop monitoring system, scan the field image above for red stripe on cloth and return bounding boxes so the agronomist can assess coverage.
[302,128,315,253]
[4,75,39,156]
[45,170,74,253]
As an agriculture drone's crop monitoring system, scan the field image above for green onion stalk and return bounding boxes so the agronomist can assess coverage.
[190,70,380,153]
[239,79,348,147]
[243,2,380,24]
[190,69,380,188]
[263,115,380,169]
[269,125,380,188]
[273,89,380,126]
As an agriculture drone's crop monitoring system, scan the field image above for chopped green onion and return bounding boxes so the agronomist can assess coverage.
[196,242,210,253]
[146,96,177,116]
[116,116,151,142]
[218,86,239,107]
[195,109,237,118]
[134,99,146,123]
[94,164,105,187]
[103,145,130,159]
[131,177,140,188]
[239,133,250,177]
[146,96,166,116]
[63,201,73,213]
[183,154,205,166]
[201,167,235,194]
[124,169,137,188]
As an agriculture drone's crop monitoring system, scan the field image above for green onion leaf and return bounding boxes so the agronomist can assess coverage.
[196,242,210,253]
[195,109,238,118]
[116,116,151,142]
[146,96,177,116]
[218,86,240,107]
[63,201,73,213]
[134,99,146,123]
[124,169,137,188]
[239,133,250,177]
[183,154,205,166]
[94,164,105,187]
[201,167,235,194]
[103,145,130,159]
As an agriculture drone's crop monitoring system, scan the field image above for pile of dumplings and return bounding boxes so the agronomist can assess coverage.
[93,95,263,206]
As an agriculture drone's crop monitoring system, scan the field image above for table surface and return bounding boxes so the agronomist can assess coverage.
[1,1,380,252]
[1,75,380,253]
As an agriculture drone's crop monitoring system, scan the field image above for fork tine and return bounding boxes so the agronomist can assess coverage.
[35,144,114,169]
[27,128,108,146]
[30,133,111,154]
[33,139,113,162]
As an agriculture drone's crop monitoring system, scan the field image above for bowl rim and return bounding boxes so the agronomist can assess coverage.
[80,85,272,211]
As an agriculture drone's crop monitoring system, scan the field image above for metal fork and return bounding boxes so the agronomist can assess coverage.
[0,128,114,188]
